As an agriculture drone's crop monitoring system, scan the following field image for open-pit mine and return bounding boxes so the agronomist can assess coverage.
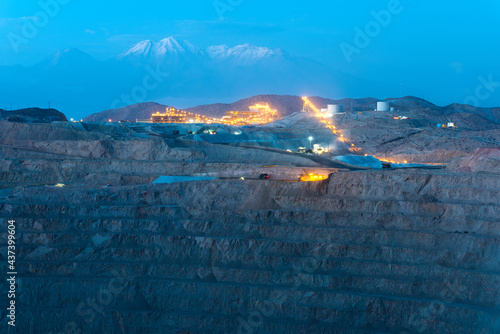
[1,98,500,333]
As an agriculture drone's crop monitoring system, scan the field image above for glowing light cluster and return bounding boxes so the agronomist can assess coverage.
[151,103,278,126]
[302,97,360,155]
[152,108,218,124]
[300,173,329,182]
[222,103,278,126]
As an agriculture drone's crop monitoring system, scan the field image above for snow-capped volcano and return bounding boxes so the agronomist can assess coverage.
[207,43,283,60]
[118,37,203,60]
[118,37,283,64]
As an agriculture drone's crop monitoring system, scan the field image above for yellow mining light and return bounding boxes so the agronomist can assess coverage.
[152,103,277,125]
[300,174,328,182]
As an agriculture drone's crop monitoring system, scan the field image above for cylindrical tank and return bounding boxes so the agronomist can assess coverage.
[377,101,390,112]
[328,104,343,114]
[390,107,395,112]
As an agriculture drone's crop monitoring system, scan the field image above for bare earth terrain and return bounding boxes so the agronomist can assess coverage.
[1,102,500,333]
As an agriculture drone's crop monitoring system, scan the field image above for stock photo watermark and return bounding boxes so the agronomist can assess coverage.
[49,259,137,333]
[6,220,17,327]
[110,65,170,110]
[75,268,136,325]
[340,0,410,63]
[48,267,136,334]
[47,226,170,334]
[237,242,327,334]
[213,0,244,19]
[7,0,71,53]
[464,74,500,107]
[400,262,498,333]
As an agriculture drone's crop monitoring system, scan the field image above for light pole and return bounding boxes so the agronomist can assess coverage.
[308,136,313,149]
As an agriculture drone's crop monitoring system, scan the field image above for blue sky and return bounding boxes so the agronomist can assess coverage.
[1,0,499,106]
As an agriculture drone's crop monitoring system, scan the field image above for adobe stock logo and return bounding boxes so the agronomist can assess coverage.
[340,0,409,63]
[7,0,71,53]
[213,0,243,19]
[110,65,170,110]
[464,74,500,107]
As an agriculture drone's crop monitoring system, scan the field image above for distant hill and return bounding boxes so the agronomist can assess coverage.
[83,102,169,123]
[0,108,67,123]
[186,95,308,118]
[442,103,500,124]
[83,94,500,126]
[187,95,500,124]
[83,95,383,122]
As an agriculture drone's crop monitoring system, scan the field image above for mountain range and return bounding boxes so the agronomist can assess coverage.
[0,37,396,120]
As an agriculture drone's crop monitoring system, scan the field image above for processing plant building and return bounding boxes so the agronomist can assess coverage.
[151,108,216,124]
[149,103,278,126]
[221,103,278,125]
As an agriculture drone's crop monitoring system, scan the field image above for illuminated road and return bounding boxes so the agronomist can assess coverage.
[302,97,361,155]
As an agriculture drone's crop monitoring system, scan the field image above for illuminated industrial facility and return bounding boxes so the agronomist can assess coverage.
[302,97,413,164]
[221,103,278,125]
[149,103,278,126]
[302,97,361,155]
[152,108,218,124]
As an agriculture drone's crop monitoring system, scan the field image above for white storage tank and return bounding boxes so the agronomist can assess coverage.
[328,104,343,114]
[377,101,390,112]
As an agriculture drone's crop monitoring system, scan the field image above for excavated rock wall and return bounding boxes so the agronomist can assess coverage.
[0,121,320,188]
[451,148,500,173]
[1,170,499,333]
